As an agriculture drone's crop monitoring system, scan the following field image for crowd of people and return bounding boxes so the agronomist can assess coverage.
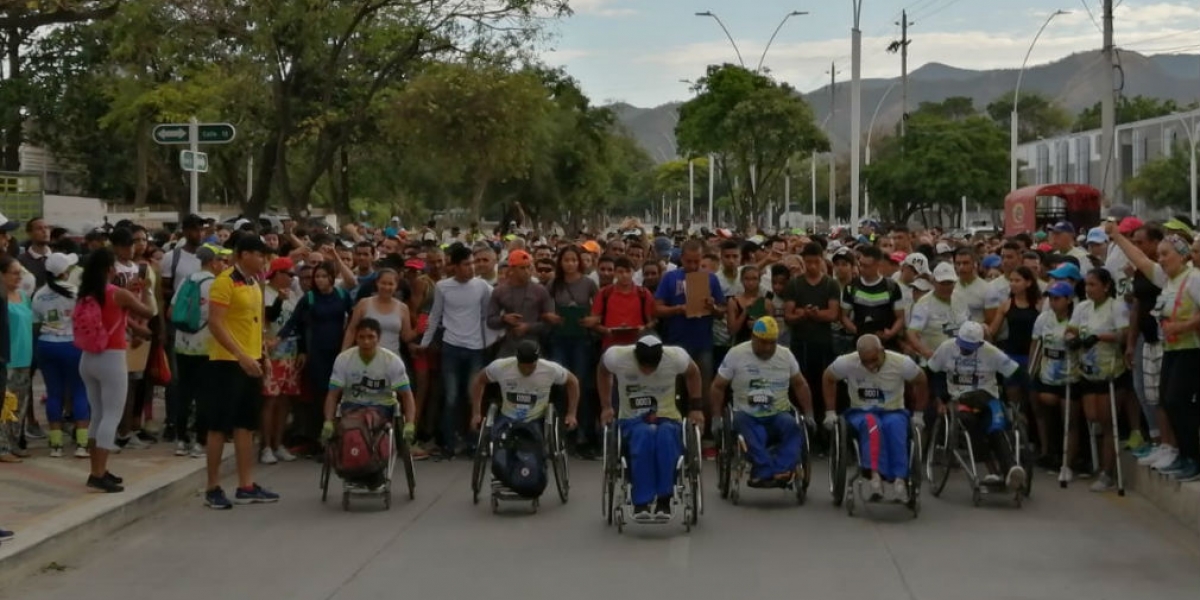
[0,205,1197,533]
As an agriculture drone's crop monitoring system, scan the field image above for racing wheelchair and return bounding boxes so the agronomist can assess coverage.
[925,391,1036,507]
[829,411,923,518]
[601,418,703,533]
[716,405,812,505]
[319,405,417,511]
[471,402,569,513]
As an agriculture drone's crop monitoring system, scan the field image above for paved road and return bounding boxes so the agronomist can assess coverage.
[4,459,1199,600]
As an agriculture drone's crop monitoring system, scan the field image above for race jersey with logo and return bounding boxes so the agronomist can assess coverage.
[952,276,988,323]
[928,340,1018,400]
[1069,297,1128,381]
[484,357,569,423]
[602,345,690,420]
[717,341,800,417]
[329,347,410,406]
[828,350,920,411]
[908,293,969,359]
[1032,311,1076,386]
[1150,265,1200,352]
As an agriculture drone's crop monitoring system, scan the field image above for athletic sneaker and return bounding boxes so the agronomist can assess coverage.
[893,479,908,501]
[205,487,233,510]
[274,447,297,462]
[49,446,63,458]
[868,474,884,501]
[1089,473,1115,492]
[260,447,278,465]
[1006,465,1027,491]
[1159,457,1189,475]
[120,434,150,450]
[0,528,14,541]
[189,443,204,459]
[135,430,158,444]
[982,473,1003,485]
[234,484,280,504]
[1124,430,1145,452]
[74,447,89,459]
[1058,467,1075,483]
[1138,445,1168,465]
[1151,447,1180,471]
[410,442,430,461]
[86,474,123,493]
[175,441,188,457]
[632,504,654,521]
[1170,460,1200,482]
[654,498,671,521]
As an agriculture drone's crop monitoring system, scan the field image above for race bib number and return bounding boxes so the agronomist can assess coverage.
[630,396,657,411]
[951,373,977,386]
[748,393,772,407]
[507,392,537,406]
[857,388,884,404]
[1044,348,1065,360]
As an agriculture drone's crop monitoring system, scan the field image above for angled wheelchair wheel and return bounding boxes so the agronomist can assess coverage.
[831,418,849,507]
[797,422,812,506]
[602,425,618,525]
[926,413,953,498]
[319,449,332,503]
[908,421,924,517]
[547,406,569,504]
[1015,416,1035,499]
[717,407,735,499]
[397,432,416,501]
[685,422,703,524]
[471,405,496,505]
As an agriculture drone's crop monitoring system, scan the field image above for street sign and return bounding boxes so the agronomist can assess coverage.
[153,123,237,145]
[180,151,209,173]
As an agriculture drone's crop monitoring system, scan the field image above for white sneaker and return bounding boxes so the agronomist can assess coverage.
[49,446,63,458]
[189,443,205,459]
[74,446,90,459]
[1090,473,1115,492]
[1151,446,1179,471]
[174,441,188,457]
[1138,445,1167,466]
[273,446,297,462]
[1058,466,1074,483]
[892,479,908,500]
[868,474,884,500]
[260,447,278,465]
[1006,466,1026,491]
[122,435,150,450]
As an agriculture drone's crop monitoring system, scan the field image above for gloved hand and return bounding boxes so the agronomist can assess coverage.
[912,412,926,431]
[823,412,838,431]
[1082,335,1100,349]
[1066,337,1083,351]
[402,422,415,445]
[320,420,334,443]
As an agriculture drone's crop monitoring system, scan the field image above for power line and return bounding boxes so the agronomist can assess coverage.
[1123,43,1200,54]
[1120,29,1200,49]
[1079,0,1102,34]
[910,0,963,22]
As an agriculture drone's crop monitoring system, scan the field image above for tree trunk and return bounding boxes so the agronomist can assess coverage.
[2,30,23,172]
[244,130,281,220]
[332,146,352,223]
[133,120,150,206]
[470,174,489,224]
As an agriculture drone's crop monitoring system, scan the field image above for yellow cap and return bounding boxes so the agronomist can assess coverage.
[751,316,779,341]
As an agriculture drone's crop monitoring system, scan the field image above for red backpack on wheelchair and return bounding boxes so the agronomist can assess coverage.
[332,407,392,482]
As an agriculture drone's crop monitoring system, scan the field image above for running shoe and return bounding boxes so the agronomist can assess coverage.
[409,442,430,461]
[49,446,63,458]
[1170,460,1200,482]
[654,498,671,521]
[893,479,908,501]
[868,474,884,501]
[1137,445,1165,464]
[259,447,278,465]
[174,441,188,457]
[234,484,280,504]
[274,446,297,462]
[1089,473,1115,492]
[104,472,123,484]
[86,474,123,493]
[189,443,205,458]
[74,447,90,459]
[1159,457,1189,475]
[205,487,233,510]
[0,529,14,542]
[1006,465,1027,491]
[1151,447,1180,471]
[632,504,653,521]
[1124,430,1145,453]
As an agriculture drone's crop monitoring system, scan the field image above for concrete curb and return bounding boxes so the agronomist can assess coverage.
[1121,452,1200,534]
[0,449,234,587]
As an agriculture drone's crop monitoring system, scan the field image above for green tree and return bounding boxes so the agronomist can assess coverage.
[915,96,978,121]
[676,64,827,232]
[1125,143,1196,209]
[1074,95,1191,131]
[986,92,1072,143]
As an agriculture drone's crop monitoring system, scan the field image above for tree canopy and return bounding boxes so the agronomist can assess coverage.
[1125,144,1196,210]
[987,91,1072,143]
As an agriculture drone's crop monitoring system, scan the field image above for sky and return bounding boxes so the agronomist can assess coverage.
[540,0,1200,107]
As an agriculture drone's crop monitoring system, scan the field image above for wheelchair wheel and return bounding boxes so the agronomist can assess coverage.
[796,421,812,506]
[908,421,924,517]
[398,434,417,501]
[471,405,496,505]
[926,413,954,498]
[319,450,332,503]
[1015,416,1035,499]
[685,422,702,525]
[602,425,617,525]
[831,418,849,507]
[547,406,569,504]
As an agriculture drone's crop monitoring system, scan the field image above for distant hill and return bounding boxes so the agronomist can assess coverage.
[611,51,1200,162]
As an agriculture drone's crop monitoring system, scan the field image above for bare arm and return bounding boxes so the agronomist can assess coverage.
[597,361,614,421]
[397,389,416,426]
[1110,231,1156,279]
[790,372,814,417]
[908,369,930,412]
[323,388,343,422]
[342,300,367,350]
[821,367,840,414]
[564,373,580,422]
[469,370,490,427]
[709,376,729,417]
[114,287,155,319]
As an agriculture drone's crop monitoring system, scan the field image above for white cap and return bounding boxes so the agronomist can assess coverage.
[936,242,954,254]
[902,253,931,276]
[636,334,663,347]
[0,211,18,232]
[1086,227,1109,245]
[957,321,985,350]
[933,262,959,283]
[911,277,933,292]
[233,218,251,229]
[45,252,78,277]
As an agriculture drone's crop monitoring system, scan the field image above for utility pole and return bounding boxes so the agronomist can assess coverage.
[828,62,841,227]
[1100,0,1117,202]
[889,10,914,137]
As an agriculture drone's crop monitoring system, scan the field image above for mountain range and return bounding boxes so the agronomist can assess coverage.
[611,50,1200,162]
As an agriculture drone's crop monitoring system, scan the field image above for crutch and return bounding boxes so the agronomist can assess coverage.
[1108,348,1125,496]
[1059,351,1072,489]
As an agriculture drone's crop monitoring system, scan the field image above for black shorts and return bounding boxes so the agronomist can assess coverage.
[1034,381,1067,398]
[202,360,263,433]
[1075,372,1132,396]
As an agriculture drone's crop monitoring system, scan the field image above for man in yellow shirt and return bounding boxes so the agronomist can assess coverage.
[203,234,278,510]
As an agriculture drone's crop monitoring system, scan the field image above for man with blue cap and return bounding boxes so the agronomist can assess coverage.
[710,317,814,488]
[1049,221,1090,266]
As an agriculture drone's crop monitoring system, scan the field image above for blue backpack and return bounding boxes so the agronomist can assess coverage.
[491,421,547,498]
[171,273,213,334]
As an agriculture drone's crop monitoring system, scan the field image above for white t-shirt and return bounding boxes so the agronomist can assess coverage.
[928,340,1019,400]
[601,345,691,420]
[717,341,800,417]
[1105,244,1130,295]
[330,347,410,406]
[952,276,988,323]
[984,275,1011,340]
[161,247,202,294]
[31,283,78,343]
[908,294,969,355]
[1069,297,1129,381]
[828,350,920,411]
[484,357,569,422]
[264,286,300,359]
[1150,265,1200,352]
[171,271,217,356]
[1032,311,1075,386]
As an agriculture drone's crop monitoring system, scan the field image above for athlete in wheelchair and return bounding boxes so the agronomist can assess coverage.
[822,334,928,516]
[598,335,704,532]
[469,341,579,512]
[710,317,815,504]
[926,321,1034,507]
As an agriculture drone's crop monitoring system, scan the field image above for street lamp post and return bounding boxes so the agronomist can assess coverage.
[758,11,809,72]
[864,81,898,219]
[1010,10,1069,191]
[695,11,746,68]
[850,0,864,236]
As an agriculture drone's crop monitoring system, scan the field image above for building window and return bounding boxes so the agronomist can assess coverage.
[1036,144,1050,184]
[1076,136,1090,184]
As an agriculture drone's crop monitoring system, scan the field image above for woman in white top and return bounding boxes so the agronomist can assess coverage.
[33,253,89,458]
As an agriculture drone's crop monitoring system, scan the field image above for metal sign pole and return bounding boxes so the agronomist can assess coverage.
[189,117,200,214]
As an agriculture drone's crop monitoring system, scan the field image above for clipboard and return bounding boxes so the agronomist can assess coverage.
[684,272,711,318]
[556,305,587,336]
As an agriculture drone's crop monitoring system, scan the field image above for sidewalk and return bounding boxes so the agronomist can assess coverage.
[0,431,232,586]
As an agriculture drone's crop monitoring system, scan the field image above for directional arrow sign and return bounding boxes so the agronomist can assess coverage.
[180,151,209,173]
[153,123,237,145]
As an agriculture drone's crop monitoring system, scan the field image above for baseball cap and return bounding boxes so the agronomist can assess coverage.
[507,249,532,267]
[44,252,78,277]
[956,321,985,352]
[1050,221,1075,235]
[234,235,269,254]
[936,242,954,255]
[267,257,295,277]
[1107,204,1132,221]
[911,278,933,292]
[515,340,540,364]
[1033,231,1048,241]
[0,212,19,233]
[1036,242,1053,253]
[1118,216,1144,235]
[981,254,1001,270]
[634,334,664,368]
[1085,227,1109,245]
[751,317,779,341]
[933,262,959,283]
[653,236,673,255]
[404,258,426,271]
[902,253,931,276]
[887,251,907,264]
[831,247,855,263]
[1048,262,1083,281]
[582,240,602,254]
[1045,281,1075,298]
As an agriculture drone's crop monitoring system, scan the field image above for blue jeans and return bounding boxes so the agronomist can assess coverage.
[844,408,910,481]
[551,337,595,445]
[441,343,484,450]
[620,417,682,506]
[733,411,802,480]
[37,340,89,423]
